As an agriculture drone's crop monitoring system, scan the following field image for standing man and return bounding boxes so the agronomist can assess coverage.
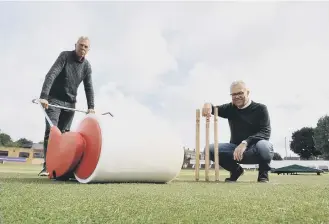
[38,36,95,176]
[202,80,274,183]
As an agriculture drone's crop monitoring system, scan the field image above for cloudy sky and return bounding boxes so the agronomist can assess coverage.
[1,1,329,158]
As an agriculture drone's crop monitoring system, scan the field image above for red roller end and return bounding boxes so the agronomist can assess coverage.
[74,116,102,180]
[46,127,85,179]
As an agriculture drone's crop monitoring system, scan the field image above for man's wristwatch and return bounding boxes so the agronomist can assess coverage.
[241,140,248,146]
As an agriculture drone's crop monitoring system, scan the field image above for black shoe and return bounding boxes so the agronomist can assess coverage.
[55,171,76,181]
[225,166,244,182]
[258,170,269,183]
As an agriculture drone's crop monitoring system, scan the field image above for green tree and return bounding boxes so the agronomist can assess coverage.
[314,115,329,159]
[0,131,34,148]
[290,127,321,160]
[273,152,283,160]
[15,138,33,148]
[0,133,14,146]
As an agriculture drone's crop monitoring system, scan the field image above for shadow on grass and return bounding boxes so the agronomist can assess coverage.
[1,177,279,186]
[0,176,245,185]
[0,176,80,185]
[0,176,183,185]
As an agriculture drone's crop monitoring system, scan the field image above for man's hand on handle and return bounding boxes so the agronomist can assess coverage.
[39,98,95,114]
[39,99,49,109]
[87,109,95,114]
[202,103,212,117]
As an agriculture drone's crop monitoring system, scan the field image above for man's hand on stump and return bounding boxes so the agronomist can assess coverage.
[202,103,212,117]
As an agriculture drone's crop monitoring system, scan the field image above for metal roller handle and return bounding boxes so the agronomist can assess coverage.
[33,99,55,127]
[32,98,114,118]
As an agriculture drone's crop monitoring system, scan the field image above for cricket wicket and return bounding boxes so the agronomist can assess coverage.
[195,107,219,182]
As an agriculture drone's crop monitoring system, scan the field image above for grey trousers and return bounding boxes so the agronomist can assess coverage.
[42,98,75,169]
[208,140,274,172]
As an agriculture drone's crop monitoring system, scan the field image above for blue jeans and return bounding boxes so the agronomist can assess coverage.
[208,140,274,172]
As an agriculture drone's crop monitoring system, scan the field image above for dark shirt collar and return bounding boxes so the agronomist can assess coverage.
[71,50,85,63]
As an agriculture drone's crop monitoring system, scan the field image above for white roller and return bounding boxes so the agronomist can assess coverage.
[74,113,184,184]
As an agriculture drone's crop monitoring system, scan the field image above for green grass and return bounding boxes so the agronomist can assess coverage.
[1,163,329,224]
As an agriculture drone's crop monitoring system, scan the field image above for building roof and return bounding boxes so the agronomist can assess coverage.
[21,142,33,148]
[32,143,43,150]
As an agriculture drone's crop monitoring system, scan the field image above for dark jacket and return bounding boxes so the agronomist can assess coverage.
[40,50,94,109]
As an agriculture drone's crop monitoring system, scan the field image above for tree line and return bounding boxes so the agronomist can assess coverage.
[0,130,36,148]
[290,115,329,160]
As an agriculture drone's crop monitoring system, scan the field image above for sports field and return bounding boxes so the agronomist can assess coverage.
[1,163,329,224]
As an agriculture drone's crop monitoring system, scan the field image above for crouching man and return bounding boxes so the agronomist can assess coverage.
[202,81,274,182]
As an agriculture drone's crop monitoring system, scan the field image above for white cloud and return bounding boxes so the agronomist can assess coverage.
[1,2,329,159]
[104,19,178,94]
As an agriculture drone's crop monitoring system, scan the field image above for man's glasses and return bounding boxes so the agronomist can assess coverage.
[230,91,244,97]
